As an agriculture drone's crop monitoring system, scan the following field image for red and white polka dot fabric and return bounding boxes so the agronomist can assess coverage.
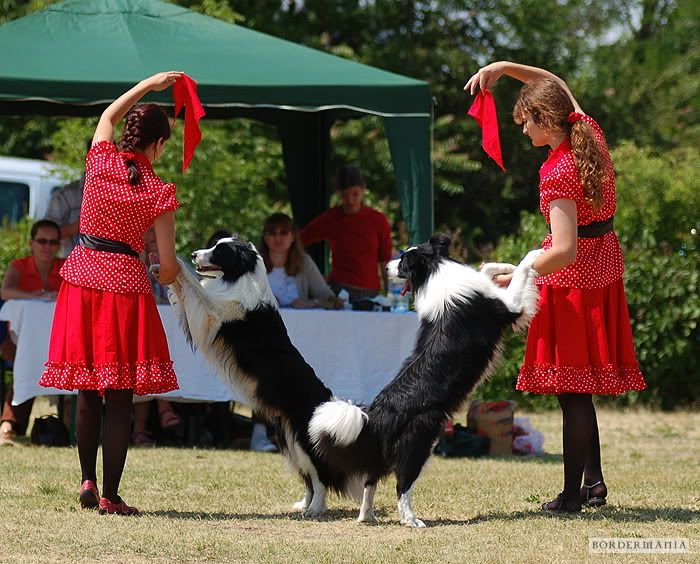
[536,115,623,289]
[59,141,180,294]
[40,142,180,396]
[517,116,646,396]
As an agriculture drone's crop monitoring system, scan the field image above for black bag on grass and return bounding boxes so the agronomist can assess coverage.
[30,415,69,447]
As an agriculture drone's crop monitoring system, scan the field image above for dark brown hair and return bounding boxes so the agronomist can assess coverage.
[31,219,60,240]
[513,79,608,211]
[336,164,366,191]
[260,213,304,276]
[117,103,171,185]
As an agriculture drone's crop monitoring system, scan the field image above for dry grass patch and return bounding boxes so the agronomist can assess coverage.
[1,408,698,563]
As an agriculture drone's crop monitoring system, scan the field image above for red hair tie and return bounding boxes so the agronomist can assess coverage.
[567,112,584,124]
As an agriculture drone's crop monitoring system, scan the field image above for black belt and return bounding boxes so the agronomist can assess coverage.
[79,233,139,258]
[548,217,614,238]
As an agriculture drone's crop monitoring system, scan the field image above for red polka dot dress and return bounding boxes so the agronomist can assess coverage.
[39,141,179,396]
[516,115,646,395]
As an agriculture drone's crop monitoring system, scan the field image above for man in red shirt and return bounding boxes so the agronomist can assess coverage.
[299,165,393,302]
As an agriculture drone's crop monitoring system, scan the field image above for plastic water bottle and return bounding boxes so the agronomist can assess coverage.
[338,289,352,310]
[389,280,409,313]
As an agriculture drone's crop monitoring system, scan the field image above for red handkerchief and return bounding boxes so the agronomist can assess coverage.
[468,90,505,172]
[173,74,206,173]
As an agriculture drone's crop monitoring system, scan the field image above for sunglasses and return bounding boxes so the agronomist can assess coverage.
[33,238,61,246]
[266,229,292,236]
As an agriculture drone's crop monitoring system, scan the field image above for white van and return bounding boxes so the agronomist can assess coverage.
[0,156,78,224]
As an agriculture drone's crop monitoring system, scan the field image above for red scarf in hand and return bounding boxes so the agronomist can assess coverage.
[468,90,505,172]
[172,74,206,173]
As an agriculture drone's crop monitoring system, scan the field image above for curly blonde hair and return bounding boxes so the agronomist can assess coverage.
[513,79,608,211]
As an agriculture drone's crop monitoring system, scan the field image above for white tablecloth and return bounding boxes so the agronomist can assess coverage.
[0,300,419,406]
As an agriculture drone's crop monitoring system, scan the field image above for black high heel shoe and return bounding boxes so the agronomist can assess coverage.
[540,492,582,513]
[580,481,607,507]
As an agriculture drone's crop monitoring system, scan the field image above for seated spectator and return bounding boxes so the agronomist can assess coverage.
[44,140,91,258]
[0,220,64,446]
[130,227,181,446]
[299,165,393,302]
[260,213,337,309]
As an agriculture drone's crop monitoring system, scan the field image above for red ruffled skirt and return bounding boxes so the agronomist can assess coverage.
[40,282,179,395]
[517,278,646,395]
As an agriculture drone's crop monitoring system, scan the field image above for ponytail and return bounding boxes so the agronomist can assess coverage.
[514,80,608,212]
[117,103,171,186]
[569,117,607,212]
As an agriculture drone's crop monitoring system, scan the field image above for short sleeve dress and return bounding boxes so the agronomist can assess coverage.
[39,142,180,396]
[516,116,646,395]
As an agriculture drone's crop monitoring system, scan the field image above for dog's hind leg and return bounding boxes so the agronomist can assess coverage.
[302,475,327,518]
[394,432,434,528]
[397,485,424,528]
[357,482,378,524]
[293,475,314,511]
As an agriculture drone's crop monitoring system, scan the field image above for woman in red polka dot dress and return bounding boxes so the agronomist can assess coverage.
[40,72,184,516]
[466,62,646,512]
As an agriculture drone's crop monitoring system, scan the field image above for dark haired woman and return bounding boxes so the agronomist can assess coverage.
[299,165,393,302]
[465,62,646,512]
[40,72,183,515]
[0,220,64,446]
[260,213,336,309]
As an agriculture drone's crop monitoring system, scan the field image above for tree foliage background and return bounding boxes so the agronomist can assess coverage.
[0,0,697,407]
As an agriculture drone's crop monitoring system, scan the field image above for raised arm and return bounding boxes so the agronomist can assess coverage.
[464,61,583,114]
[92,71,183,145]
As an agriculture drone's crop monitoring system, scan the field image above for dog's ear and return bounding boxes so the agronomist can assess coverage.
[429,234,451,257]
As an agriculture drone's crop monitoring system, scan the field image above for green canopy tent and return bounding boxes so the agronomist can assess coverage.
[0,0,433,245]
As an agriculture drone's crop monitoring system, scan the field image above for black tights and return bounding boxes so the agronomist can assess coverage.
[557,393,604,500]
[77,389,133,503]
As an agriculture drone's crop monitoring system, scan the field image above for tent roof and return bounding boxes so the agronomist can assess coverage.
[0,0,431,118]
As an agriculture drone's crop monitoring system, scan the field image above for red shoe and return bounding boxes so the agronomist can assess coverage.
[79,480,100,509]
[98,497,139,516]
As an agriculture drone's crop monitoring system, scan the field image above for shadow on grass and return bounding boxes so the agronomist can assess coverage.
[147,507,389,522]
[505,453,562,464]
[441,505,700,526]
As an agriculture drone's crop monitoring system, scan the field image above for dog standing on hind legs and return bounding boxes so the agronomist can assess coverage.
[309,235,542,527]
[165,237,363,518]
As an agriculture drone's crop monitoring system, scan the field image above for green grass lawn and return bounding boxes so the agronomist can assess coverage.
[1,408,698,563]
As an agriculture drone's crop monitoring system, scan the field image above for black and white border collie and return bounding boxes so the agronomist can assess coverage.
[168,234,540,526]
[166,236,363,517]
[308,234,542,527]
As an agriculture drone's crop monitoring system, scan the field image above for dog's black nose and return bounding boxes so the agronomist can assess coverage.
[191,252,197,261]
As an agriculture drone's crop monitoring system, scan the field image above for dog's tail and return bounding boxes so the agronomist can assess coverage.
[309,399,367,449]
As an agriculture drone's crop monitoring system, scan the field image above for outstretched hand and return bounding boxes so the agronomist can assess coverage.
[147,71,184,92]
[464,62,504,95]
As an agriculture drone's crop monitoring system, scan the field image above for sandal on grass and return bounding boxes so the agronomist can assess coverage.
[159,409,182,430]
[79,479,99,509]
[131,431,155,448]
[540,492,581,513]
[98,497,139,516]
[580,480,607,507]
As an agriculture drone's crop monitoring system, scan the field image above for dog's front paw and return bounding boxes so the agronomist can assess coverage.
[293,499,310,511]
[302,504,327,519]
[519,249,544,268]
[401,516,427,528]
[357,511,378,525]
[481,262,516,278]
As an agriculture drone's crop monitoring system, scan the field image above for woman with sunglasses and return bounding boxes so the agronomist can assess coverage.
[260,213,337,309]
[0,219,64,446]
